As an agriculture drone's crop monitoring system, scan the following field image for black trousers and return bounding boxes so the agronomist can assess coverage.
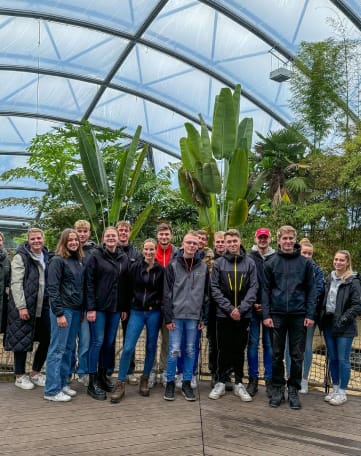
[270,314,306,389]
[14,303,50,375]
[215,318,250,384]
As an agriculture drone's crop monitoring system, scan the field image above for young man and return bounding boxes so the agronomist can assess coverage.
[115,220,142,385]
[148,223,178,388]
[71,220,96,387]
[213,231,225,258]
[5,228,50,390]
[209,229,258,401]
[163,231,208,401]
[262,225,316,410]
[246,228,275,398]
[197,229,209,259]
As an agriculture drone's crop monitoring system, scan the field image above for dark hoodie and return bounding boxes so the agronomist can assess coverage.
[262,244,316,320]
[211,246,258,320]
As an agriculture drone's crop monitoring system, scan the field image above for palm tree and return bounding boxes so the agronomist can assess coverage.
[253,126,311,207]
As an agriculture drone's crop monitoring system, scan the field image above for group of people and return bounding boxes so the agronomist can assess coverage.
[0,221,360,409]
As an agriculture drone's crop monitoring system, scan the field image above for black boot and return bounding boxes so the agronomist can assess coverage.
[87,373,107,401]
[246,377,258,397]
[98,368,114,392]
[265,379,273,398]
[288,385,302,410]
[269,386,283,408]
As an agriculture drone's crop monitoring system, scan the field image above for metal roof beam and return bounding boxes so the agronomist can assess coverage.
[329,0,361,31]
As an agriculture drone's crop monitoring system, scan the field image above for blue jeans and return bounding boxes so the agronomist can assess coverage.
[166,319,198,383]
[247,314,272,380]
[45,308,81,396]
[176,329,201,375]
[323,325,353,389]
[88,311,121,373]
[117,310,161,381]
[71,318,90,376]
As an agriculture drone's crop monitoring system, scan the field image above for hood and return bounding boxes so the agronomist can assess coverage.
[277,243,301,259]
[224,244,246,263]
[250,245,276,258]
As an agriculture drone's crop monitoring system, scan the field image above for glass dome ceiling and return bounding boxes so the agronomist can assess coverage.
[0,0,360,226]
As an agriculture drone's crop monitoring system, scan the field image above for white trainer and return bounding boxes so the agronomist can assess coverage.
[175,373,183,389]
[329,392,347,406]
[300,379,308,394]
[147,371,157,388]
[30,373,46,387]
[209,382,226,400]
[62,385,77,397]
[191,374,198,389]
[234,383,252,402]
[127,374,138,385]
[324,386,339,402]
[44,391,72,402]
[15,375,35,390]
[77,375,89,387]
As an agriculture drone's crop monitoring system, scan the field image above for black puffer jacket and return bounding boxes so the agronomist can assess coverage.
[85,245,130,313]
[211,247,258,320]
[320,273,361,337]
[5,243,50,352]
[48,254,84,317]
[129,259,164,311]
[262,245,316,320]
[120,242,142,263]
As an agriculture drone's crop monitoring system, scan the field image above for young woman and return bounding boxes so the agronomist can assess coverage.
[85,227,129,400]
[44,229,84,402]
[111,239,164,403]
[320,250,361,405]
[298,239,324,393]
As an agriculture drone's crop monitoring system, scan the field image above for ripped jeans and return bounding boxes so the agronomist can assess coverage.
[166,319,198,383]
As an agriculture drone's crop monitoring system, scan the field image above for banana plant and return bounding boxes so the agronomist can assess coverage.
[178,85,253,234]
[70,124,152,240]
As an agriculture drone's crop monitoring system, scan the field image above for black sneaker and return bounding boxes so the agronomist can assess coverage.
[265,379,272,398]
[288,385,302,410]
[182,380,196,401]
[164,381,175,401]
[246,377,258,397]
[269,386,283,408]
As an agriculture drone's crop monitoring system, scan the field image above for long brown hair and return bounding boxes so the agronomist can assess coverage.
[56,229,83,258]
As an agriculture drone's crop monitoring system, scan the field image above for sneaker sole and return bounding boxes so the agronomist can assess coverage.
[163,395,175,401]
[182,392,196,401]
[44,395,71,402]
[15,384,34,390]
[208,393,225,400]
[87,390,107,401]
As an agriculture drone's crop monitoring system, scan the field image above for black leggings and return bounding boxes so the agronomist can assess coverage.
[14,307,50,375]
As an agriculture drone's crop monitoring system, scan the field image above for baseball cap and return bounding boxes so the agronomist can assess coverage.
[255,228,271,238]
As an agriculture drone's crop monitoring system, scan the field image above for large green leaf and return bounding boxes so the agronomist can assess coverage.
[229,198,248,227]
[69,175,97,218]
[211,88,236,160]
[202,160,222,194]
[129,205,153,241]
[178,168,197,205]
[108,152,127,223]
[226,148,248,201]
[237,117,253,151]
[198,205,212,230]
[199,114,212,163]
[108,125,143,223]
[77,127,108,197]
[232,84,241,129]
[180,137,197,172]
[126,145,148,199]
[184,123,201,162]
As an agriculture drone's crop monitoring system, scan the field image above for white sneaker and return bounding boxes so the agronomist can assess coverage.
[15,375,35,390]
[147,371,157,388]
[161,372,167,388]
[300,379,308,394]
[324,388,338,402]
[191,374,198,389]
[30,373,46,387]
[329,392,347,406]
[175,373,183,389]
[44,391,72,402]
[127,374,138,385]
[234,383,252,402]
[77,374,89,387]
[209,382,226,400]
[62,385,77,397]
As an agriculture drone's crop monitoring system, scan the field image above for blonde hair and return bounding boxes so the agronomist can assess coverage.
[74,220,91,230]
[143,238,157,248]
[27,227,44,239]
[225,228,241,239]
[277,225,297,241]
[335,250,353,281]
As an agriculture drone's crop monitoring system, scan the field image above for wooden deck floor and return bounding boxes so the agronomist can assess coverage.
[1,380,360,456]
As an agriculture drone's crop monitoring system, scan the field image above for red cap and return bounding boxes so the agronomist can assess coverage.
[255,228,271,238]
